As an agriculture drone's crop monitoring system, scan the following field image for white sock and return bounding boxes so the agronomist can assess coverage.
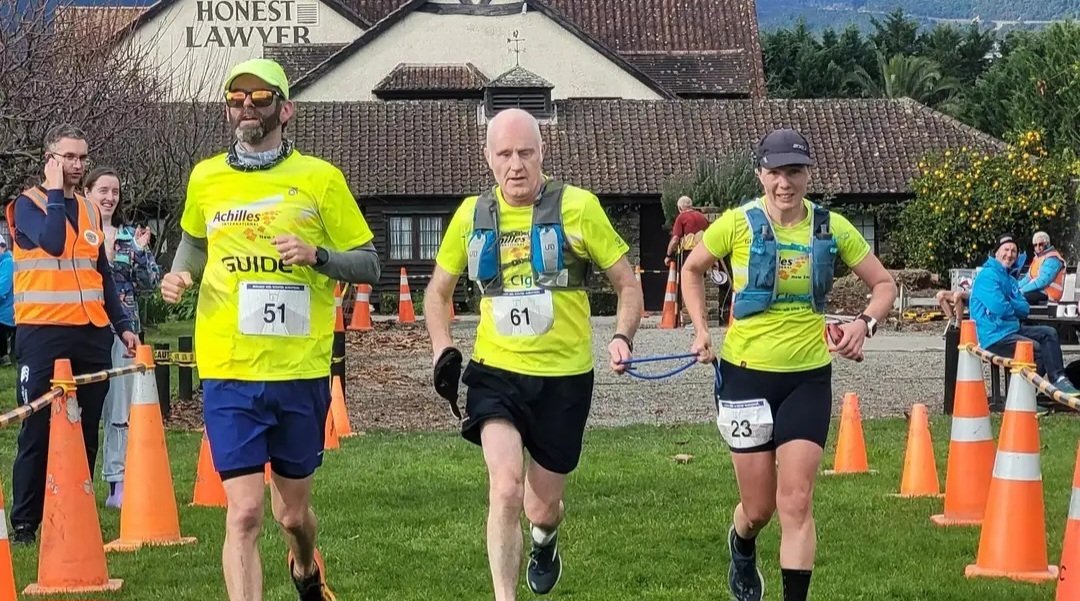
[531,525,556,546]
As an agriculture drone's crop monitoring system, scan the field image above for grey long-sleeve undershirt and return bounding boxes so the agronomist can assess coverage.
[170,232,381,284]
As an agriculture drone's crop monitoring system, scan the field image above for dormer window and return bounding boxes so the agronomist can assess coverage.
[484,66,554,118]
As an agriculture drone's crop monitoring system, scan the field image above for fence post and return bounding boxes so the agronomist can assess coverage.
[153,343,171,419]
[178,336,193,403]
[943,323,960,415]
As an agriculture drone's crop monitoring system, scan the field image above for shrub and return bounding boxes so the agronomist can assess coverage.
[897,130,1079,279]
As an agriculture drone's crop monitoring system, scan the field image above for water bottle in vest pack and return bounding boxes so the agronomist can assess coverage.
[532,224,567,286]
[467,229,499,285]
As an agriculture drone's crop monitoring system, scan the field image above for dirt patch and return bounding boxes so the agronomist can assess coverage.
[343,322,457,433]
[827,268,946,332]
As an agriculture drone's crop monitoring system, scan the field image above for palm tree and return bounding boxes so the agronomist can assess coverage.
[846,52,960,105]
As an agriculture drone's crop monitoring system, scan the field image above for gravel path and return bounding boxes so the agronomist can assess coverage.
[347,316,976,432]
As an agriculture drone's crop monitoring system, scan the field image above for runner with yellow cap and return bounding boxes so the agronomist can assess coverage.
[161,58,381,601]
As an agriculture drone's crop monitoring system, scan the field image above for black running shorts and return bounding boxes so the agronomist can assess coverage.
[714,359,832,453]
[460,361,594,474]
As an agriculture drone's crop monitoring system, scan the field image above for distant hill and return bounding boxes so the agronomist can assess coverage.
[757,0,1080,31]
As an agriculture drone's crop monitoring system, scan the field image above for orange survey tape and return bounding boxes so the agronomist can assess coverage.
[964,343,1080,411]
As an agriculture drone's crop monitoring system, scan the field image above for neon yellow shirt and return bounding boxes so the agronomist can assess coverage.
[180,150,373,381]
[436,184,629,377]
[703,198,870,372]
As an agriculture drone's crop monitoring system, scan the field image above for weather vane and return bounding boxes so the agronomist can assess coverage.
[507,30,526,66]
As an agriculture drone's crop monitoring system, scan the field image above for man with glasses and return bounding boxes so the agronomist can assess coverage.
[1019,231,1066,305]
[160,59,380,601]
[5,124,140,544]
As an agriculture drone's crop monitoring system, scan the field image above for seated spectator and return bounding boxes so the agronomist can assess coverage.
[1018,231,1065,305]
[936,289,968,321]
[970,233,1079,395]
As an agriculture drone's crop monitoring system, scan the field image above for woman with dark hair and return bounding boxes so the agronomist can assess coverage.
[84,167,161,508]
[680,129,897,601]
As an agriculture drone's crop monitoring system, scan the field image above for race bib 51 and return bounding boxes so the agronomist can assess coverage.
[238,282,311,336]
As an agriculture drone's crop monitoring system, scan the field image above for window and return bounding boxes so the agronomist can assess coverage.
[388,214,445,261]
[851,214,876,252]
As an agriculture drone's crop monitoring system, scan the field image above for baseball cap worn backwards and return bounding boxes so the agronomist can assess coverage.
[756,128,815,169]
[224,58,290,100]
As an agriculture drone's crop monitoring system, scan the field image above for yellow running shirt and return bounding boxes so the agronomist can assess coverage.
[436,184,629,377]
[703,198,870,372]
[180,150,373,381]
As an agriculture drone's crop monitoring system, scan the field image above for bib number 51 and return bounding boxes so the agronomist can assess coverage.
[264,302,285,324]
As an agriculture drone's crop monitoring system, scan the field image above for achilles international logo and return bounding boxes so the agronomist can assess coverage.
[209,199,283,241]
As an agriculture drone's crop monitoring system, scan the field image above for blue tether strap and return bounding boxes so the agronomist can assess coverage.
[618,352,701,381]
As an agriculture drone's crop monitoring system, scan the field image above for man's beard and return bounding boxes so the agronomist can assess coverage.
[232,107,282,145]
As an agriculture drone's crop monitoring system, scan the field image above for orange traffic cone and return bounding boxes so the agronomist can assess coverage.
[106,345,196,552]
[824,392,873,475]
[0,483,17,601]
[348,284,373,331]
[659,263,679,329]
[190,430,226,508]
[330,375,355,438]
[334,282,345,333]
[966,340,1057,582]
[932,319,996,527]
[1057,443,1080,600]
[324,408,340,450]
[398,268,415,324]
[23,359,122,595]
[891,403,941,497]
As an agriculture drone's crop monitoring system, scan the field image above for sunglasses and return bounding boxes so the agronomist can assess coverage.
[224,89,281,108]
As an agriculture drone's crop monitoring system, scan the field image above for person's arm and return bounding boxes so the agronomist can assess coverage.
[312,242,380,284]
[12,192,68,256]
[1019,256,1064,294]
[170,232,208,280]
[97,247,134,336]
[666,214,684,258]
[851,254,896,324]
[0,258,12,303]
[425,266,459,357]
[972,272,1017,319]
[1009,283,1030,319]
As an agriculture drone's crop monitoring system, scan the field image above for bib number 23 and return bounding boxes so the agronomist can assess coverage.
[716,399,773,449]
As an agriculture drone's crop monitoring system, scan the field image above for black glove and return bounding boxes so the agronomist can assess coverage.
[433,347,464,419]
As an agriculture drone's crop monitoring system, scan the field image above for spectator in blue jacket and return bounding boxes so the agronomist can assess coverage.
[970,233,1079,395]
[0,239,13,366]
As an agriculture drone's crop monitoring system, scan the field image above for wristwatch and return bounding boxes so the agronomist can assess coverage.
[315,247,329,267]
[611,333,634,352]
[856,313,878,338]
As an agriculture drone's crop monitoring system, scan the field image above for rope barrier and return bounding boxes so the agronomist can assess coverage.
[0,362,151,430]
[964,343,1080,411]
[0,388,63,428]
[72,363,150,386]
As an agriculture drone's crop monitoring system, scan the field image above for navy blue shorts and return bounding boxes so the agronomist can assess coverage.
[203,378,331,480]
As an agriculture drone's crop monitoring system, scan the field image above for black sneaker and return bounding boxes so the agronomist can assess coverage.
[11,524,35,545]
[727,526,764,601]
[289,549,336,601]
[526,530,562,595]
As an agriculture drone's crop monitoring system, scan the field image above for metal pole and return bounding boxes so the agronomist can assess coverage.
[178,336,193,403]
[154,342,171,417]
[943,323,959,415]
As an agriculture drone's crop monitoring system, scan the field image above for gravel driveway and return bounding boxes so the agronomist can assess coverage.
[347,316,975,432]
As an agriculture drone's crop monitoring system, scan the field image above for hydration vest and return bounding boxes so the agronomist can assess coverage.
[466,180,589,296]
[732,199,837,320]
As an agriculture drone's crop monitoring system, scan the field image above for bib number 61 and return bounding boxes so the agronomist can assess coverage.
[509,307,531,326]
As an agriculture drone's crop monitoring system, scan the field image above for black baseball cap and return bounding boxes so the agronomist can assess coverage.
[755,128,815,169]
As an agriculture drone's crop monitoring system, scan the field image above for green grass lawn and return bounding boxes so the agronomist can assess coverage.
[0,416,1073,600]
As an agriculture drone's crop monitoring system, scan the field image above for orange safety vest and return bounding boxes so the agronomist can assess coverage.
[1028,248,1066,302]
[4,186,110,327]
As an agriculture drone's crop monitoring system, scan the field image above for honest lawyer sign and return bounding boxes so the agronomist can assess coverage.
[185,0,318,48]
